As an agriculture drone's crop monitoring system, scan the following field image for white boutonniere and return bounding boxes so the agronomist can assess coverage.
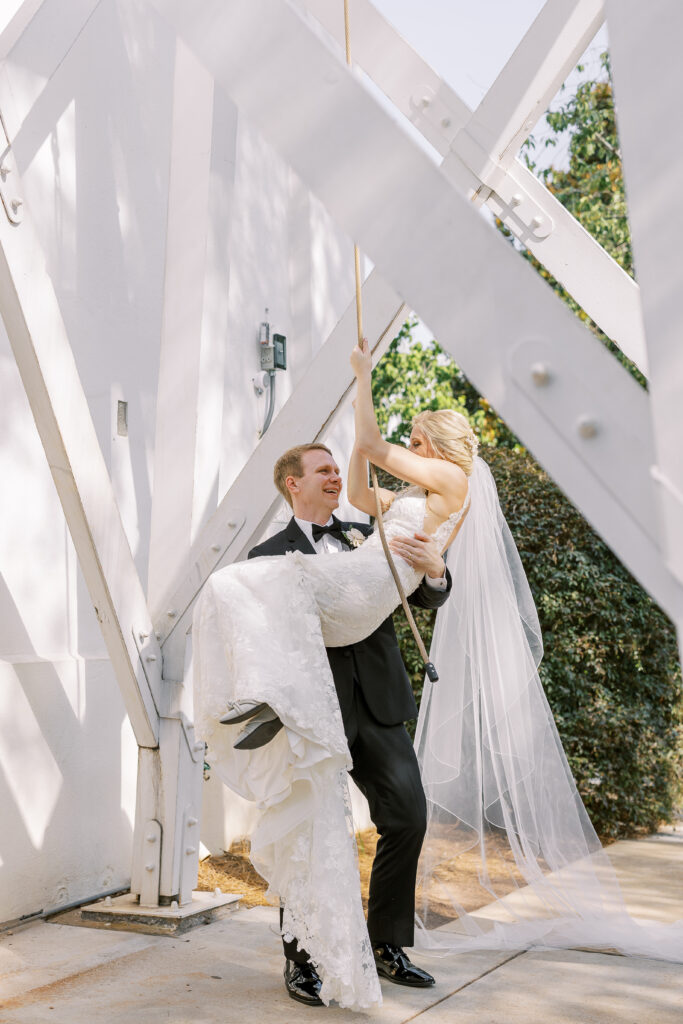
[343,528,366,548]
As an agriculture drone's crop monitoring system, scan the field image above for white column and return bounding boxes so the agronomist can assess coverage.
[606,0,683,653]
[147,39,216,624]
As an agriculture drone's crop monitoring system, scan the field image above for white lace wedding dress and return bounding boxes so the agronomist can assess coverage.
[192,488,465,1010]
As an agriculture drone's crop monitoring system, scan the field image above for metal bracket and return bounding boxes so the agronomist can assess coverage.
[487,176,555,244]
[156,512,246,646]
[0,115,23,225]
[180,805,201,906]
[408,84,462,152]
[132,626,164,695]
[176,710,205,764]
[508,338,656,537]
[139,819,162,908]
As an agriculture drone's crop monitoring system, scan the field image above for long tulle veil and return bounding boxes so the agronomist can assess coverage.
[414,456,683,960]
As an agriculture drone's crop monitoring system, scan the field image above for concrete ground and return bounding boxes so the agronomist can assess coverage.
[1,828,682,1024]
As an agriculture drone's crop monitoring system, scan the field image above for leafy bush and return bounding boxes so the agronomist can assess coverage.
[394,446,683,839]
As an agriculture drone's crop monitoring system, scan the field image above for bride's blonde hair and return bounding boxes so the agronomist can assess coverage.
[412,409,479,476]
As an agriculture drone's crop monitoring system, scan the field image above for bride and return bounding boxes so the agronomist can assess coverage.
[192,339,682,1010]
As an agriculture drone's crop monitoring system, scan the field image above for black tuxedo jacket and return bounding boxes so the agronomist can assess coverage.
[248,516,452,727]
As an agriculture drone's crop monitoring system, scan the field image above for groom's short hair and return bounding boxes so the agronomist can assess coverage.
[274,443,334,506]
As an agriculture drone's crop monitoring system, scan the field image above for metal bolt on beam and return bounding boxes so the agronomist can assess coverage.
[530,362,551,386]
[577,416,599,439]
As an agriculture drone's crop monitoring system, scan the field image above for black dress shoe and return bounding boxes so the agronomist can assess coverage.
[373,943,435,987]
[284,960,323,1006]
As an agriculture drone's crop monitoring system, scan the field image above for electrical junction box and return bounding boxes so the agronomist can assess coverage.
[260,345,275,370]
[273,333,287,370]
[259,334,287,371]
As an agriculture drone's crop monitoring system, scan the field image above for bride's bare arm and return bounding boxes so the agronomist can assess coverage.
[346,445,395,518]
[351,339,465,501]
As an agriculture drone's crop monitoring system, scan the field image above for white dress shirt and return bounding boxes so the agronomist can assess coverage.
[294,516,345,555]
[294,515,446,589]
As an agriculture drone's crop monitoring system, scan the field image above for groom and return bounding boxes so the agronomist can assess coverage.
[248,442,452,1006]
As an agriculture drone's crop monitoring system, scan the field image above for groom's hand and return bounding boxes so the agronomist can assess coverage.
[388,531,445,578]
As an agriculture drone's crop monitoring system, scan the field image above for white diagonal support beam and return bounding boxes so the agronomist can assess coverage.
[304,0,646,375]
[606,0,683,594]
[148,0,682,622]
[0,0,103,70]
[155,269,406,665]
[0,1,45,52]
[0,77,161,747]
[484,160,646,371]
[452,0,604,195]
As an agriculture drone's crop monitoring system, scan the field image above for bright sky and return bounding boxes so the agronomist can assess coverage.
[367,2,609,346]
[371,0,609,169]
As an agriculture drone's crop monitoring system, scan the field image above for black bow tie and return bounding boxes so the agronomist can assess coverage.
[311,520,348,544]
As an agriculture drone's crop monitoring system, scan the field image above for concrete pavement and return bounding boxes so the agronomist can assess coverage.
[1,828,682,1024]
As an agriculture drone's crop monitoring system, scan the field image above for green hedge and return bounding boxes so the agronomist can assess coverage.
[393,447,683,839]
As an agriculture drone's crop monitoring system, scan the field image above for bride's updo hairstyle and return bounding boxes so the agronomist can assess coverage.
[412,409,479,476]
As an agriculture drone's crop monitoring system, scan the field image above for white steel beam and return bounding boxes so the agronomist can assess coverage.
[148,0,682,622]
[606,0,683,595]
[0,78,161,748]
[304,0,646,375]
[0,1,45,53]
[131,37,219,908]
[452,0,604,195]
[303,0,472,151]
[148,39,216,622]
[0,0,103,69]
[155,270,406,663]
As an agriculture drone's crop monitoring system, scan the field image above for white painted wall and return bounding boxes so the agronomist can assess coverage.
[0,0,364,922]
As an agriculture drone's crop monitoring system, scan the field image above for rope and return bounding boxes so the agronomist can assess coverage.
[343,0,438,683]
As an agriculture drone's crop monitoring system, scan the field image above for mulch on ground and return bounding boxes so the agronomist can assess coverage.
[197,827,524,919]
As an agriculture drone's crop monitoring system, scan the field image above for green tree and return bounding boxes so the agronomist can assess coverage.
[372,321,520,452]
[519,51,643,385]
[526,53,631,276]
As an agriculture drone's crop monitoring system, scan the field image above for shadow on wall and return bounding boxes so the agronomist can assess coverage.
[8,0,177,592]
[0,574,135,925]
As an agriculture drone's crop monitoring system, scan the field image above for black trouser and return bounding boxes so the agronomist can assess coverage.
[282,680,427,963]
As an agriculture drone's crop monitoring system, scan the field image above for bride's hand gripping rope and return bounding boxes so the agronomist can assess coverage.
[350,335,372,379]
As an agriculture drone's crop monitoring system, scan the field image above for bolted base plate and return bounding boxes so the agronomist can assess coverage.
[77,890,240,936]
